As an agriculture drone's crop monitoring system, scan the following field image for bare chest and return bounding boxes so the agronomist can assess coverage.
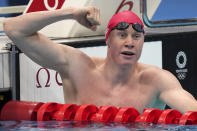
[75,79,158,113]
[62,67,162,113]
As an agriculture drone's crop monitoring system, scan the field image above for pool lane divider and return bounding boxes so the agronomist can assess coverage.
[0,100,196,125]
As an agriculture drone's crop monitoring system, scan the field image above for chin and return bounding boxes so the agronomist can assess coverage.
[119,61,136,67]
[120,58,137,65]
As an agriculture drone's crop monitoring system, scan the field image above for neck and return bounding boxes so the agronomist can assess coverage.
[103,57,138,86]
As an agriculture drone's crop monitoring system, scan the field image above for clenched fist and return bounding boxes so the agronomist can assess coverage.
[73,6,101,31]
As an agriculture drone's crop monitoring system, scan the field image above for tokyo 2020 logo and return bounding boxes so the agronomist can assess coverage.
[175,51,188,80]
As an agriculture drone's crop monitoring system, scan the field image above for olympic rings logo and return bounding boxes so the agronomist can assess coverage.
[36,67,62,88]
[177,72,186,80]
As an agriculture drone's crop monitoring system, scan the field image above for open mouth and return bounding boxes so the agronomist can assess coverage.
[121,51,135,56]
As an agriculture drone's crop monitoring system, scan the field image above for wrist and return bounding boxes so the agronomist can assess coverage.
[55,6,76,20]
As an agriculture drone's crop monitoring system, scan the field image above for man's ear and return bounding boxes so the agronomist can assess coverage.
[106,38,110,48]
[105,28,111,48]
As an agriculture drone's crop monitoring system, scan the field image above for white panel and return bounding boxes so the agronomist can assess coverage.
[3,53,10,88]
[140,41,162,68]
[0,35,11,89]
[79,46,107,58]
[0,54,3,88]
[20,54,64,103]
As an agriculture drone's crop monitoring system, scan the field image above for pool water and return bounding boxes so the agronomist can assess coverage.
[0,121,197,131]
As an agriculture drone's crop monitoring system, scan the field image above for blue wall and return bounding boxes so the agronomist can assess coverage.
[152,0,197,21]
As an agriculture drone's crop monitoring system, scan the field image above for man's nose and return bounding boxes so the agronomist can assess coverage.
[125,36,134,49]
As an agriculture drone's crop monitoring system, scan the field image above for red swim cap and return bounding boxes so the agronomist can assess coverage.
[105,11,144,41]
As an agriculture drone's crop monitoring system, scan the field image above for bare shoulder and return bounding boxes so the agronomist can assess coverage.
[58,46,102,76]
[91,57,105,66]
[138,63,164,81]
[138,63,181,90]
[139,63,171,77]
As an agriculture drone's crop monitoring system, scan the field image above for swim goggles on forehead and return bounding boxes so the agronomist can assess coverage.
[111,22,144,33]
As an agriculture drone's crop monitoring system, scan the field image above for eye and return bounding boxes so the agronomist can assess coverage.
[118,31,127,38]
[132,33,143,39]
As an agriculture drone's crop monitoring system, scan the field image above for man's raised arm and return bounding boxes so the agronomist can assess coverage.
[3,6,100,70]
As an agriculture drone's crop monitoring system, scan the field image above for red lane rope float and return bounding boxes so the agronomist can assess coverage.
[74,105,98,121]
[37,102,62,121]
[157,109,182,124]
[114,107,140,122]
[1,101,197,125]
[93,106,118,122]
[135,108,162,124]
[179,111,197,125]
[0,101,43,121]
[55,104,78,121]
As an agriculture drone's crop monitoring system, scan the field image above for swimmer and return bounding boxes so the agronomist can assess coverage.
[3,6,197,113]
